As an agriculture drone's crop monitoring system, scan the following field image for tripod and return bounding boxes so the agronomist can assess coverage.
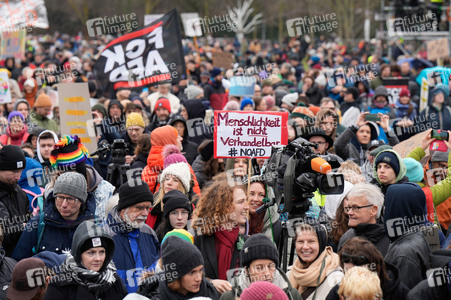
[106,162,131,188]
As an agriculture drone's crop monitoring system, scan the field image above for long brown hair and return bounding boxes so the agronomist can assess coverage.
[134,133,151,156]
[330,198,350,244]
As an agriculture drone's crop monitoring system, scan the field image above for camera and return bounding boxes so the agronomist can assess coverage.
[91,139,127,164]
[263,137,344,217]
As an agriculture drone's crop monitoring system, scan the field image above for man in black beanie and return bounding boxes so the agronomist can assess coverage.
[221,234,302,300]
[0,145,30,256]
[103,179,160,294]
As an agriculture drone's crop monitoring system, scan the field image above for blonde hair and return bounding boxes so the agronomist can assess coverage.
[338,266,382,300]
[338,160,362,175]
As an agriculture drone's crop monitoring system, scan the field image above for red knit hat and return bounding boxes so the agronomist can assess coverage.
[240,281,288,300]
[399,87,410,98]
[155,97,171,113]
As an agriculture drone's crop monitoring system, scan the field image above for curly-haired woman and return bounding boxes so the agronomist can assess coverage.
[192,173,249,295]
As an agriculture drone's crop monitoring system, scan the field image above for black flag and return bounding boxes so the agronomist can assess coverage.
[94,9,186,92]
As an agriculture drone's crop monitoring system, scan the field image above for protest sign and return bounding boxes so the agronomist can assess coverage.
[144,14,164,26]
[0,70,11,104]
[393,130,428,158]
[214,111,288,158]
[229,76,256,97]
[0,30,26,59]
[0,0,49,31]
[94,9,186,92]
[383,77,409,105]
[211,51,234,69]
[420,77,429,112]
[427,38,449,61]
[181,13,202,37]
[58,82,97,154]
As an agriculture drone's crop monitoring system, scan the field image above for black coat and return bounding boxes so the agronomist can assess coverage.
[337,223,390,256]
[0,181,30,256]
[43,273,127,300]
[182,139,198,165]
[407,278,451,300]
[194,234,245,280]
[131,152,149,170]
[0,249,16,300]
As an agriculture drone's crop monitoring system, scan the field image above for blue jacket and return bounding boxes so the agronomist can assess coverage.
[11,191,96,261]
[103,207,160,293]
[417,104,451,130]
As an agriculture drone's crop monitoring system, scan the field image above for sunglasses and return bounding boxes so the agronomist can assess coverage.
[340,252,370,266]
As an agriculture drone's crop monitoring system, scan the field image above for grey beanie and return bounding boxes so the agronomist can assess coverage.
[53,172,88,202]
[184,85,203,99]
[431,150,449,162]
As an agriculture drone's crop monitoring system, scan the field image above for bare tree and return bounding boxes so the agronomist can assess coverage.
[227,0,263,40]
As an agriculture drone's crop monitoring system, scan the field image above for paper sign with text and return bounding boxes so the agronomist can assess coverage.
[427,38,449,61]
[214,111,288,158]
[229,76,256,97]
[58,82,97,154]
[0,30,26,59]
[0,70,11,104]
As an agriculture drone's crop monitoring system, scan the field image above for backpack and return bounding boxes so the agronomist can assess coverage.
[22,188,45,216]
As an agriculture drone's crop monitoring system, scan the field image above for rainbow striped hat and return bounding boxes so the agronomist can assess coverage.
[161,229,194,246]
[49,135,89,168]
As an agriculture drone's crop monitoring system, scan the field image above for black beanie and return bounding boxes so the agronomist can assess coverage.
[200,140,214,162]
[117,180,154,211]
[162,190,192,218]
[161,236,204,283]
[241,234,279,268]
[0,145,26,170]
[375,150,400,176]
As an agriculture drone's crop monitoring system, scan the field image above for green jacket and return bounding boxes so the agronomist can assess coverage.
[30,112,59,134]
[407,147,451,206]
[373,149,407,185]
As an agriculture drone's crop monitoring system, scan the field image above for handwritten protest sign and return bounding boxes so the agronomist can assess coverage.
[214,111,288,158]
[420,77,429,112]
[383,77,409,105]
[181,13,202,37]
[0,30,26,59]
[211,51,234,69]
[427,38,449,61]
[229,76,256,97]
[58,82,97,154]
[0,70,11,104]
[393,130,428,158]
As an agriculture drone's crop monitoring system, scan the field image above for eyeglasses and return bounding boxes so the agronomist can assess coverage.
[251,263,277,273]
[313,141,328,145]
[340,252,370,266]
[169,210,189,217]
[55,195,79,204]
[344,204,373,213]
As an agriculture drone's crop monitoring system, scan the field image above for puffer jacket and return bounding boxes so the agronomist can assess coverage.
[220,268,302,300]
[11,191,96,260]
[0,249,16,300]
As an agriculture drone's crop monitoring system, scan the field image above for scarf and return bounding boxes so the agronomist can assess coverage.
[215,226,239,280]
[288,246,340,294]
[248,211,265,235]
[62,253,117,292]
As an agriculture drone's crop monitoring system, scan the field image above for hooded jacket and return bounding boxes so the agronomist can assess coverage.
[30,111,59,134]
[36,130,59,164]
[43,221,127,300]
[0,249,16,300]
[383,183,430,289]
[86,164,115,220]
[11,191,96,260]
[103,206,160,294]
[371,149,409,195]
[417,101,451,130]
[106,99,126,136]
[169,115,198,164]
[181,99,213,146]
[18,157,44,212]
[203,79,227,110]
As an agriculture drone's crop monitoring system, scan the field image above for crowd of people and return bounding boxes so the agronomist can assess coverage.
[0,24,451,300]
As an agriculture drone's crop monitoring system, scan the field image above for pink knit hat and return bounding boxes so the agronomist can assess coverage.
[163,144,187,169]
[263,95,275,110]
[240,281,288,300]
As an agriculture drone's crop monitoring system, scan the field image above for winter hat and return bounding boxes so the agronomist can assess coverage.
[160,162,191,192]
[161,236,204,283]
[34,93,52,107]
[13,99,30,112]
[403,158,424,183]
[368,140,385,151]
[399,87,410,97]
[117,180,154,211]
[302,127,334,149]
[154,97,171,113]
[240,281,289,300]
[0,145,26,170]
[281,92,298,107]
[126,112,145,129]
[200,140,214,161]
[308,106,321,116]
[240,97,254,110]
[53,172,88,202]
[374,150,401,176]
[311,56,320,64]
[163,144,187,168]
[241,234,279,268]
[161,229,194,245]
[91,103,107,118]
[162,190,192,218]
[345,86,359,100]
[372,86,388,101]
[432,84,450,97]
[49,136,89,172]
[200,70,210,78]
[263,95,275,110]
[184,85,203,99]
[7,111,25,123]
[7,258,46,300]
[223,100,240,110]
[23,78,35,88]
[210,67,222,78]
[291,106,314,120]
[369,145,392,156]
[431,150,450,162]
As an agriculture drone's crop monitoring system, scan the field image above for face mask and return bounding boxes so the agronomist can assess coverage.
[374,101,386,108]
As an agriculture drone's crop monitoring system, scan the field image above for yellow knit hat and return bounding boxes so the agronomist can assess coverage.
[126,112,145,129]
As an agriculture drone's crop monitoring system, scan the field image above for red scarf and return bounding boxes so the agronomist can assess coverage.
[214,226,239,280]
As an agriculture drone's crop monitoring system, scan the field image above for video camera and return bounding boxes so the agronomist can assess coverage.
[91,139,127,164]
[263,137,344,217]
